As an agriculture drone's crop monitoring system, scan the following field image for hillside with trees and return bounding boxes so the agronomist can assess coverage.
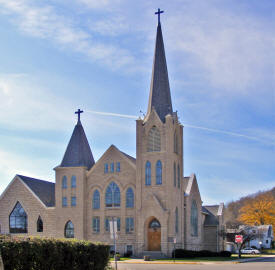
[225,187,275,235]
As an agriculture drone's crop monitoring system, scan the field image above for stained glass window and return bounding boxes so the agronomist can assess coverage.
[62,176,67,189]
[93,190,100,209]
[105,182,120,207]
[126,187,134,208]
[191,200,198,236]
[64,221,74,238]
[156,160,162,185]
[9,202,27,233]
[37,216,43,232]
[147,126,161,152]
[71,175,76,188]
[145,161,151,186]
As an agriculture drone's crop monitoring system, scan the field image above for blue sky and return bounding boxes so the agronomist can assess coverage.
[0,0,274,205]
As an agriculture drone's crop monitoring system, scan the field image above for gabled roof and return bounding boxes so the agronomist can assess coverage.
[146,22,173,123]
[17,175,55,207]
[60,120,95,170]
[202,206,219,226]
[119,150,136,164]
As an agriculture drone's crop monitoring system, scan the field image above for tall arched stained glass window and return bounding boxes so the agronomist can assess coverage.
[191,200,198,236]
[64,221,74,238]
[147,126,161,152]
[174,162,176,187]
[62,176,67,189]
[9,202,28,233]
[105,182,120,207]
[145,161,151,186]
[71,176,76,188]
[174,132,178,154]
[156,160,162,185]
[175,207,179,233]
[126,187,134,208]
[177,164,180,188]
[93,190,100,209]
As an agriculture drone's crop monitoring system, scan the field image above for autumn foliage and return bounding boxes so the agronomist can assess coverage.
[225,187,275,236]
[238,192,275,235]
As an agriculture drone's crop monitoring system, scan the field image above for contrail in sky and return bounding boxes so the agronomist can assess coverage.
[86,110,274,145]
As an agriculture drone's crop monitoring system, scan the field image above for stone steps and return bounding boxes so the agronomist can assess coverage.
[142,251,168,259]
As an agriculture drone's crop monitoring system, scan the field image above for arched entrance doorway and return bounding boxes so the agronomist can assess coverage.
[147,218,161,251]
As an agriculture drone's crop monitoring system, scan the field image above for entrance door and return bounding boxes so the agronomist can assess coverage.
[148,218,161,251]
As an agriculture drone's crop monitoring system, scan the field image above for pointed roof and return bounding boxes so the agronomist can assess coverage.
[18,175,55,207]
[146,22,173,122]
[60,120,95,170]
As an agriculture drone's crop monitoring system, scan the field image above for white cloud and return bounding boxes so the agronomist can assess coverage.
[165,5,275,92]
[0,0,135,70]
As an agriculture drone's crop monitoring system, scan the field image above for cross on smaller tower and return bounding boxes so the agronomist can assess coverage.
[75,109,83,122]
[155,8,164,25]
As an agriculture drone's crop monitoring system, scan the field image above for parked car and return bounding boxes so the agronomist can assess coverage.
[240,247,261,254]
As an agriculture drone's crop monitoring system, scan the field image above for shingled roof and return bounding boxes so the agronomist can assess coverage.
[18,175,55,207]
[146,22,173,122]
[60,120,95,170]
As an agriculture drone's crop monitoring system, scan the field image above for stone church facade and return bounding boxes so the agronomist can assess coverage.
[0,18,224,257]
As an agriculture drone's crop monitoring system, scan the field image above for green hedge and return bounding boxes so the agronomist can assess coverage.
[0,235,109,270]
[172,249,232,258]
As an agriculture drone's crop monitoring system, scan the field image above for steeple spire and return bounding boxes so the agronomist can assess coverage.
[60,110,95,170]
[146,10,173,123]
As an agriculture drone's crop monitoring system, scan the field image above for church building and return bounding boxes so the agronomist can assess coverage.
[0,12,224,257]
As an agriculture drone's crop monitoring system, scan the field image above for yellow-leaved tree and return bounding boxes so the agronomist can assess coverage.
[238,192,275,236]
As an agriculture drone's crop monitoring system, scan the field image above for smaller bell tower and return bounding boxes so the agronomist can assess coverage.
[54,109,95,239]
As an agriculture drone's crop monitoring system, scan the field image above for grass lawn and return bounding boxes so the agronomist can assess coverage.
[110,257,131,261]
[109,254,263,262]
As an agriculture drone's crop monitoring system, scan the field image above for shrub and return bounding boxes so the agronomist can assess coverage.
[219,251,231,257]
[0,236,109,270]
[123,251,132,257]
[172,249,231,258]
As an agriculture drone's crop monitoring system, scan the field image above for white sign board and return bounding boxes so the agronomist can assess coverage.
[109,219,118,240]
[174,237,177,244]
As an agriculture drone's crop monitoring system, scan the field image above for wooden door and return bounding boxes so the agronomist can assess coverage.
[148,228,161,251]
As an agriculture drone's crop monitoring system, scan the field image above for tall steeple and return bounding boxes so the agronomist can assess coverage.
[146,9,173,123]
[60,110,95,170]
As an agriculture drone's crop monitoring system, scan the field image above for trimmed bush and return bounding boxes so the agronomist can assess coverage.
[0,236,109,270]
[219,251,231,257]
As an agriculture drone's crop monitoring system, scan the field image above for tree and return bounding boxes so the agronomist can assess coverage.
[238,192,275,236]
[224,226,258,258]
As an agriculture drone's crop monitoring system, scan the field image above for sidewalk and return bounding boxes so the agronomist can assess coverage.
[111,255,275,265]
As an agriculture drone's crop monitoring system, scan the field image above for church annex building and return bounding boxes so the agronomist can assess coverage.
[0,14,224,257]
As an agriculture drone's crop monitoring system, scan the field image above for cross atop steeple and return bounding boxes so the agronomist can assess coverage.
[75,109,83,123]
[155,8,164,25]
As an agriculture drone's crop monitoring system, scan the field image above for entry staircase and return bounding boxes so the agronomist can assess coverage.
[142,251,168,259]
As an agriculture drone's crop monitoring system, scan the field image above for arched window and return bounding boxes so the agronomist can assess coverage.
[177,165,180,188]
[191,200,198,236]
[37,216,43,232]
[174,132,178,154]
[174,162,176,187]
[64,221,74,238]
[62,176,67,189]
[175,207,179,233]
[145,161,151,185]
[147,126,161,152]
[149,219,161,229]
[156,160,162,185]
[105,182,120,207]
[71,175,76,188]
[9,202,28,233]
[126,187,134,208]
[93,190,100,209]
